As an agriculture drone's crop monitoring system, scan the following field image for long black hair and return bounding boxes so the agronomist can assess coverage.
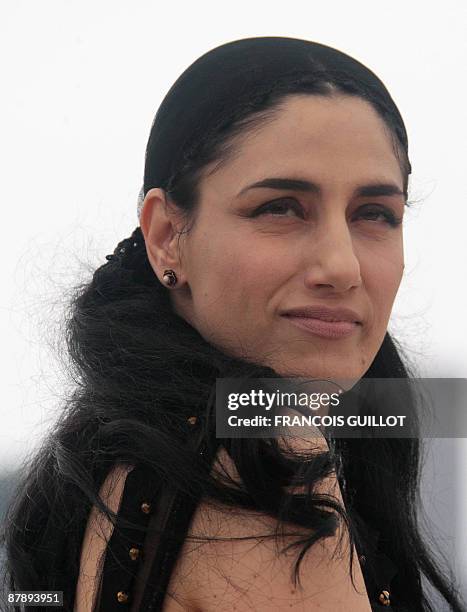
[1,37,464,611]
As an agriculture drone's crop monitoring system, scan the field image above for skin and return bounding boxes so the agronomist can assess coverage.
[141,93,406,384]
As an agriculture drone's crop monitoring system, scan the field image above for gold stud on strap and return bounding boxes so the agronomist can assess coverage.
[140,501,151,514]
[116,591,129,603]
[378,590,390,606]
[129,546,140,561]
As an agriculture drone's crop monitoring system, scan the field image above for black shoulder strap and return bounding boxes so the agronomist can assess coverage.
[137,484,200,611]
[97,465,162,611]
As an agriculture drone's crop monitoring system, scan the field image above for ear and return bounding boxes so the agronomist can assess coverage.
[139,188,185,285]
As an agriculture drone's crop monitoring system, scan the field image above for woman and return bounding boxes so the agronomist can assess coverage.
[2,37,464,611]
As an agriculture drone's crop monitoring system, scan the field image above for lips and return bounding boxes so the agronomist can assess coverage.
[280,305,362,339]
[280,305,362,323]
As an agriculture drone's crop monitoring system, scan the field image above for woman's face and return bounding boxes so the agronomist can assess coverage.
[143,94,406,381]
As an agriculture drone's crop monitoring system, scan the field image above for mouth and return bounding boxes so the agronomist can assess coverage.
[279,305,363,339]
[281,314,362,339]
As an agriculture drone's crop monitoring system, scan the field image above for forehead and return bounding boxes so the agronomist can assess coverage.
[201,94,403,199]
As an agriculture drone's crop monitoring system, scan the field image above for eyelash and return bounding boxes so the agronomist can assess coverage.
[252,198,403,227]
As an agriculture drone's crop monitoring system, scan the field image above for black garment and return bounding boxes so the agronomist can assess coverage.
[95,464,409,612]
[96,465,197,611]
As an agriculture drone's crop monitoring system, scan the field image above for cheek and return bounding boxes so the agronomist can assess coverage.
[190,232,290,324]
[360,248,403,321]
[188,232,255,307]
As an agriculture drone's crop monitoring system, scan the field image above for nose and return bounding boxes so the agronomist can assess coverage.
[303,218,362,293]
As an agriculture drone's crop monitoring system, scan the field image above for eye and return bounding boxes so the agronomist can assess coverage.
[252,198,305,218]
[355,205,402,227]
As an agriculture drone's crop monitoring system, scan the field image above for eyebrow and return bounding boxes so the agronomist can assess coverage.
[237,177,407,199]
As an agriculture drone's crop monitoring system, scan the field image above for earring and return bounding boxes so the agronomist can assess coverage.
[162,269,178,287]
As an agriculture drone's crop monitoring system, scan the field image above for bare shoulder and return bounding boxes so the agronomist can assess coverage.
[176,444,372,612]
[74,463,135,612]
